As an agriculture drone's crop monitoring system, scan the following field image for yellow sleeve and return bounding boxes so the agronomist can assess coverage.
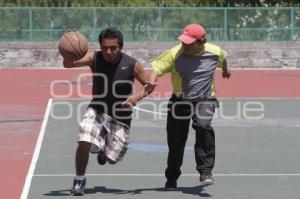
[204,43,225,69]
[218,48,225,68]
[150,45,181,76]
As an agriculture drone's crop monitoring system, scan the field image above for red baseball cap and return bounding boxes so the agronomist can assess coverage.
[177,24,206,44]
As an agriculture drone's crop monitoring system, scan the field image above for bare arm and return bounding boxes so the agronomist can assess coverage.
[148,69,159,86]
[221,58,231,79]
[133,61,149,85]
[63,51,94,68]
[134,62,157,98]
[122,62,157,108]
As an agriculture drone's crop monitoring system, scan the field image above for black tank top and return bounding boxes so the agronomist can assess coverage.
[88,51,136,126]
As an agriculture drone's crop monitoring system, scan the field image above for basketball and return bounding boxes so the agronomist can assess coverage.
[58,30,88,61]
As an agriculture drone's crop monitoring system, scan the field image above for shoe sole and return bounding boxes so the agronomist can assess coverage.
[97,159,107,165]
[165,187,177,191]
[72,191,84,196]
[199,180,214,186]
[97,151,107,165]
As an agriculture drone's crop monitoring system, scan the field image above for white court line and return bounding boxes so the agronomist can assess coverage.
[54,97,300,101]
[33,173,300,177]
[12,68,300,71]
[133,106,167,116]
[20,99,53,199]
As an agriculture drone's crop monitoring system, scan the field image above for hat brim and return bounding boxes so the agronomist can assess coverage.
[177,34,197,44]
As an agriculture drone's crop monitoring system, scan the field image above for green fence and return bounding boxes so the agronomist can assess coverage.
[1,7,300,42]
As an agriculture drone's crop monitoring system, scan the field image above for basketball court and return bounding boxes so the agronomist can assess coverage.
[1,4,300,199]
[21,97,300,199]
[1,68,300,199]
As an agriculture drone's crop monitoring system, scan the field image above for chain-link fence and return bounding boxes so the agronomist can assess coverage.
[1,7,300,42]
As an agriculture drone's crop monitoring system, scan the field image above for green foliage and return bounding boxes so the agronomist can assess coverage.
[0,0,300,7]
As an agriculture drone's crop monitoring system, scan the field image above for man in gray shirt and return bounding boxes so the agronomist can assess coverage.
[149,23,231,189]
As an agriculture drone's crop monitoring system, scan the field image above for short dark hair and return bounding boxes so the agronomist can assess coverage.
[98,27,124,49]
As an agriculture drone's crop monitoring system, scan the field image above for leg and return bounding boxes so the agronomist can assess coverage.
[192,101,216,176]
[72,108,98,195]
[71,141,91,195]
[75,141,92,175]
[102,115,131,165]
[165,96,191,183]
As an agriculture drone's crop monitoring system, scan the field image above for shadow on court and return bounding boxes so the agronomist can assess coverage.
[44,185,211,197]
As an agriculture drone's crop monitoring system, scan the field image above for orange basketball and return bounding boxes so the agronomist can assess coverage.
[58,30,88,61]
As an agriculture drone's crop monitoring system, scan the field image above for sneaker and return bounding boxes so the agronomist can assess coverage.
[165,181,177,190]
[71,177,86,196]
[97,150,107,165]
[199,174,214,186]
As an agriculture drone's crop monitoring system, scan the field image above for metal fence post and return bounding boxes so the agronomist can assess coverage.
[224,8,228,41]
[29,7,32,41]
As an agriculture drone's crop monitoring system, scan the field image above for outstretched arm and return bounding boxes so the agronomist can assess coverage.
[63,51,94,68]
[122,62,157,108]
[221,58,231,79]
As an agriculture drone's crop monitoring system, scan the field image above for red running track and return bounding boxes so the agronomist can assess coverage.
[0,68,300,199]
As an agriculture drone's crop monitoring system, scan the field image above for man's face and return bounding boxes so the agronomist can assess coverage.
[181,40,203,55]
[100,38,121,63]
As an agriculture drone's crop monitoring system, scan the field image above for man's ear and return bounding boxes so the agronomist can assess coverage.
[202,38,207,44]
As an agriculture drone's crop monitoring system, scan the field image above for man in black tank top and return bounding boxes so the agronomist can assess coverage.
[63,27,155,195]
[89,48,137,127]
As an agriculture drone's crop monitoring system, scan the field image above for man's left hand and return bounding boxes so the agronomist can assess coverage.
[222,70,231,79]
[122,95,141,108]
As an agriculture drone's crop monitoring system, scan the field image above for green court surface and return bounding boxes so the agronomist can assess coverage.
[23,99,300,199]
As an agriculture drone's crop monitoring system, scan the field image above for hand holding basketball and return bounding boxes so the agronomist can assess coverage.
[58,30,88,61]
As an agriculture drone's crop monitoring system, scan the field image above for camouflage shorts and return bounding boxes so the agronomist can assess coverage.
[78,108,130,163]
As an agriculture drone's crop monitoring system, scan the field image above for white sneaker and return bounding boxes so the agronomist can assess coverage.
[199,174,214,186]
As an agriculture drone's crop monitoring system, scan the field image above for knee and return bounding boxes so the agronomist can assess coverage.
[107,158,117,165]
[78,141,92,152]
[192,120,212,130]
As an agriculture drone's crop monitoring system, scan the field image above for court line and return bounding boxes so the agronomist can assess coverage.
[20,99,53,199]
[33,173,300,177]
[10,68,300,71]
[54,97,300,101]
[133,106,168,116]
